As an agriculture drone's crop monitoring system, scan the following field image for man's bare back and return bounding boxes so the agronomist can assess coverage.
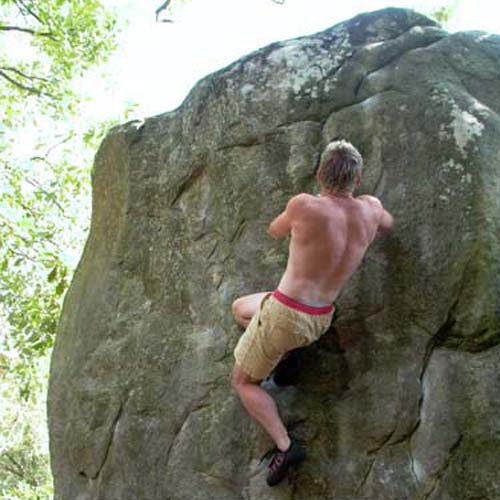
[268,191,394,305]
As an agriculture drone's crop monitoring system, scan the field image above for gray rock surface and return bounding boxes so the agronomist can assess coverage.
[48,8,500,500]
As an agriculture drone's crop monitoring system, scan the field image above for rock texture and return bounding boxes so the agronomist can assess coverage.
[48,8,500,500]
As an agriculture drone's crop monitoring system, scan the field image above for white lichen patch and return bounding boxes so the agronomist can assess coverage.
[433,91,485,155]
[267,42,311,67]
[462,172,472,184]
[438,123,449,141]
[240,83,254,96]
[364,41,384,51]
[472,97,493,117]
[442,158,464,173]
[438,157,473,205]
[430,87,449,102]
[413,459,426,482]
[262,27,352,95]
[477,33,495,42]
[450,107,484,154]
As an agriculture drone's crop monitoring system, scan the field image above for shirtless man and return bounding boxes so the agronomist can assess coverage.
[230,140,394,486]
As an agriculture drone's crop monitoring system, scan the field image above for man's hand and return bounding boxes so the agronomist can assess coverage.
[267,210,291,239]
[267,194,308,239]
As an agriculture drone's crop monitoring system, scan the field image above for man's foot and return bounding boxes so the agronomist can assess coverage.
[266,439,306,487]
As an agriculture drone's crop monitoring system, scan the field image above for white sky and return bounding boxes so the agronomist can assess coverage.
[82,0,499,122]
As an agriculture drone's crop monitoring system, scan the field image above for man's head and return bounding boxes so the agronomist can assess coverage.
[316,140,363,192]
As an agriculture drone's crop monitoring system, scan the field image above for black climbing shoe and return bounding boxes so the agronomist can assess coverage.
[266,440,306,487]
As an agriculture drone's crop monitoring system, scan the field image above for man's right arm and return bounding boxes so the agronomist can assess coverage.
[378,203,394,233]
[360,195,394,233]
[267,193,311,239]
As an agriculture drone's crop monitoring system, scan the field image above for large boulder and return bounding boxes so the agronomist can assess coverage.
[48,8,500,500]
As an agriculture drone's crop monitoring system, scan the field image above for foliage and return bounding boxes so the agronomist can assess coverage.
[0,358,52,499]
[0,0,120,388]
[0,107,135,498]
[0,0,117,119]
[426,1,460,27]
[0,107,137,387]
[429,5,455,25]
[0,1,126,497]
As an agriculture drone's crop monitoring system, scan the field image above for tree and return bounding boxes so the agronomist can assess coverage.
[427,1,460,28]
[0,1,124,497]
[0,0,119,387]
[0,0,117,115]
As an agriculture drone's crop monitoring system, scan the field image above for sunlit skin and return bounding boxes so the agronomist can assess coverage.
[231,173,394,452]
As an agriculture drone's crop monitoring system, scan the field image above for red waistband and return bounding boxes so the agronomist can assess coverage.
[272,289,334,315]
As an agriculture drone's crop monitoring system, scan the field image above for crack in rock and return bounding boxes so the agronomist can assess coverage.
[421,434,463,500]
[169,165,206,207]
[229,219,247,244]
[408,439,420,486]
[356,458,376,494]
[367,426,397,455]
[164,392,216,472]
[91,399,125,480]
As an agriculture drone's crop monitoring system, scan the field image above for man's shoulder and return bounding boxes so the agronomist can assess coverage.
[357,194,384,213]
[357,194,382,206]
[290,192,317,203]
[287,193,317,211]
[356,194,394,231]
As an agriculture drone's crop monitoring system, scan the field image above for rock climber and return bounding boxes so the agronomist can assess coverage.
[230,139,394,486]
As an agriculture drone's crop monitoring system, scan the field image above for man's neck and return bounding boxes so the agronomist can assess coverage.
[320,189,354,199]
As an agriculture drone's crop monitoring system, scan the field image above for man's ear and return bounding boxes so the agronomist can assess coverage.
[354,173,362,187]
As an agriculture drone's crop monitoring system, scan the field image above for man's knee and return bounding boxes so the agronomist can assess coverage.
[232,298,244,323]
[231,363,244,391]
[231,372,240,392]
[231,363,257,391]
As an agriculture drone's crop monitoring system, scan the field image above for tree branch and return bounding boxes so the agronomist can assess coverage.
[0,69,54,98]
[0,66,50,83]
[13,0,44,25]
[8,247,38,264]
[24,175,66,214]
[1,462,25,479]
[0,25,56,40]
[155,0,173,22]
[5,452,26,477]
[4,452,38,487]
[44,132,75,156]
[0,213,64,254]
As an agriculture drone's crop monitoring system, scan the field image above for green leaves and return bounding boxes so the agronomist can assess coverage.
[47,266,57,283]
[0,356,53,498]
[0,3,124,497]
[426,1,459,28]
[0,0,121,122]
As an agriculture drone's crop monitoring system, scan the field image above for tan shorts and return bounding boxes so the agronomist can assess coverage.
[234,291,334,380]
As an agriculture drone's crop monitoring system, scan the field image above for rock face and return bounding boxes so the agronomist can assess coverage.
[48,8,500,500]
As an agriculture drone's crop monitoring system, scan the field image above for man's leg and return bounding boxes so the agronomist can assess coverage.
[231,363,291,452]
[232,292,270,328]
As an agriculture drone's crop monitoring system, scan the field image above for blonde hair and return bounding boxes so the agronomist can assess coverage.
[317,140,363,192]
